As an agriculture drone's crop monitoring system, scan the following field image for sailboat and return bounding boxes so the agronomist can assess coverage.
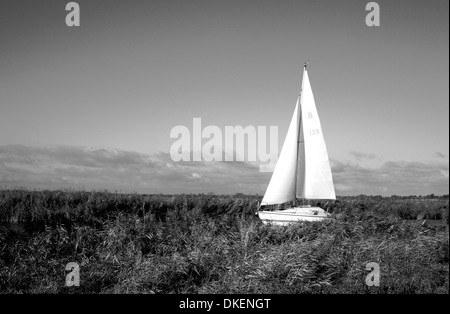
[257,62,336,225]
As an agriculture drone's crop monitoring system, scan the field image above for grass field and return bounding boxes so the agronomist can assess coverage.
[0,190,448,293]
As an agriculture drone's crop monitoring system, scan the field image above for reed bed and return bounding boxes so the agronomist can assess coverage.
[0,190,448,293]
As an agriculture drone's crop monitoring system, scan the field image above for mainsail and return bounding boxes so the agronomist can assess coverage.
[296,69,335,200]
[261,66,335,206]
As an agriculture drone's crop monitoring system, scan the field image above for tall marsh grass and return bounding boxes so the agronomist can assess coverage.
[0,190,448,293]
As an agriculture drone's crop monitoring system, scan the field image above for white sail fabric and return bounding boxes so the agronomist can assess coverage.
[296,69,335,200]
[261,98,300,205]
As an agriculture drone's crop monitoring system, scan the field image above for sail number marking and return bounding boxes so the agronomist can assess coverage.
[309,129,320,136]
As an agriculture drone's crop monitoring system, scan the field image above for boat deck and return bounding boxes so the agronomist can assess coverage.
[257,206,330,225]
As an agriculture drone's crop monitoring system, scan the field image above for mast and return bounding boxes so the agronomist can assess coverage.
[293,61,308,207]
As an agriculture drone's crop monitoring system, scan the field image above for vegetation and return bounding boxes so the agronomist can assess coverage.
[0,189,448,294]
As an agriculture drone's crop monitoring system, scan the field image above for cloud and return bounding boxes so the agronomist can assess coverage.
[0,145,269,194]
[349,151,376,161]
[0,145,448,196]
[331,159,449,196]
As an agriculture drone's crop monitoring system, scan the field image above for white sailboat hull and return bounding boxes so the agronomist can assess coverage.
[257,207,330,226]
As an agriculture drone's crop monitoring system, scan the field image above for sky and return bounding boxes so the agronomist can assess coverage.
[0,0,448,196]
